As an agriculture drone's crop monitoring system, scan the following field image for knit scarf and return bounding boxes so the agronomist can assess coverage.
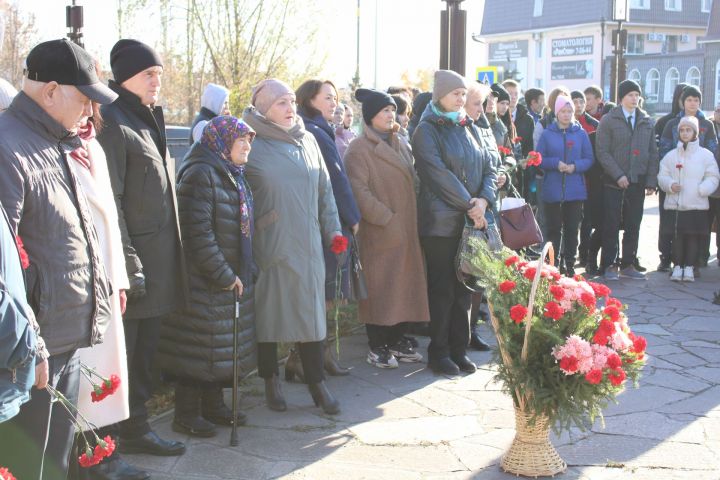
[431,102,466,124]
[69,121,97,173]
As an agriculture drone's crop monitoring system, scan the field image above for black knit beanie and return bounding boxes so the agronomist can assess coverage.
[355,88,397,125]
[680,85,702,105]
[490,83,510,103]
[571,90,586,101]
[110,39,163,84]
[618,79,641,101]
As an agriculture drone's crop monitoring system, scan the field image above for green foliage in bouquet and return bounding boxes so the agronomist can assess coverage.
[465,239,647,432]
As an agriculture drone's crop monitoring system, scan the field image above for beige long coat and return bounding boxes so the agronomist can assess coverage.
[344,126,430,326]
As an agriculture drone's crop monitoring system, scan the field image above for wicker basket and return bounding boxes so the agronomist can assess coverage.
[501,407,567,477]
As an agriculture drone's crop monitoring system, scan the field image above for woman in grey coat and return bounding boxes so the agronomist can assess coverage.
[243,79,343,415]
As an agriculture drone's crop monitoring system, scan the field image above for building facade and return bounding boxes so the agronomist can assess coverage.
[479,0,713,113]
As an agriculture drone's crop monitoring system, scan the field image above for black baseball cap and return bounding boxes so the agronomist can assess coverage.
[25,39,118,104]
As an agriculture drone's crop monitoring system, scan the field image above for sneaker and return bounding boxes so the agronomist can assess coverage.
[389,338,423,363]
[657,258,672,272]
[367,347,398,369]
[670,265,683,282]
[620,265,646,280]
[683,266,695,282]
[633,258,647,273]
[604,265,620,281]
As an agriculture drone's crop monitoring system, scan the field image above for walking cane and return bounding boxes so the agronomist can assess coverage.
[230,289,241,447]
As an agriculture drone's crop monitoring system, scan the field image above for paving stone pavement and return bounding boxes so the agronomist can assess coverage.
[124,196,720,479]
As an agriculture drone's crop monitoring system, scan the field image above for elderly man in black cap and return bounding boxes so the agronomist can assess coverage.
[0,38,115,480]
[97,39,187,464]
[596,79,659,281]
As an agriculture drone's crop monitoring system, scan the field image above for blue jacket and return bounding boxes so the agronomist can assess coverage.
[300,112,361,229]
[537,121,594,203]
[0,203,37,423]
[659,110,718,160]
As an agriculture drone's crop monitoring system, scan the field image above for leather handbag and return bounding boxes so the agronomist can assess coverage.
[498,203,543,250]
[455,216,503,292]
[349,234,368,301]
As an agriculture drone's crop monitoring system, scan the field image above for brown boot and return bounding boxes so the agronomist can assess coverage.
[264,375,287,412]
[308,381,340,415]
[284,346,305,382]
[323,342,350,376]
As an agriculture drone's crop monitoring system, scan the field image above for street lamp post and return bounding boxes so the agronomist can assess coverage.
[66,0,84,48]
[610,0,630,102]
[439,0,467,75]
[352,0,361,90]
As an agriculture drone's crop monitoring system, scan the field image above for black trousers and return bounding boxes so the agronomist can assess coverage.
[544,201,583,265]
[116,315,164,438]
[673,233,702,267]
[579,202,592,260]
[601,184,645,269]
[422,236,471,363]
[0,350,80,480]
[257,341,324,384]
[365,323,407,349]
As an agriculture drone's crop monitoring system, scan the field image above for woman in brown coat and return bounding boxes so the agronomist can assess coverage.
[345,88,430,369]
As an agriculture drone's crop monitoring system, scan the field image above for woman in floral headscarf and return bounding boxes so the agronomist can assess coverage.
[158,116,257,438]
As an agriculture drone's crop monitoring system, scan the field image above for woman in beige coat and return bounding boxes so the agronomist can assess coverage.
[345,88,430,369]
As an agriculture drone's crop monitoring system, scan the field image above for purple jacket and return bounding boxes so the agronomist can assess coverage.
[537,121,594,203]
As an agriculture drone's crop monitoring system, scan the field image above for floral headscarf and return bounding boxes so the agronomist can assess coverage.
[200,115,255,162]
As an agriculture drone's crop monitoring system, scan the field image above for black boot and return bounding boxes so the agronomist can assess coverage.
[324,343,350,376]
[308,381,340,414]
[201,387,247,426]
[264,375,287,412]
[172,385,217,437]
[284,346,305,382]
[469,324,491,351]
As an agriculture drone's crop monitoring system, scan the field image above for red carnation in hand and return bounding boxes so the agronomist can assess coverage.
[566,140,575,148]
[330,235,348,255]
[549,285,565,301]
[498,280,516,294]
[675,163,683,170]
[513,136,523,143]
[90,374,122,403]
[603,305,621,322]
[585,369,603,384]
[0,467,17,480]
[523,267,537,281]
[588,282,611,298]
[79,450,101,468]
[526,151,542,167]
[505,255,520,267]
[559,355,579,374]
[15,236,29,270]
[606,352,622,370]
[96,436,116,458]
[608,368,626,386]
[509,304,528,324]
[543,301,564,321]
[632,149,640,156]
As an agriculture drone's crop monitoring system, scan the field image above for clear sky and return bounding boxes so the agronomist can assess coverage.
[16,0,485,89]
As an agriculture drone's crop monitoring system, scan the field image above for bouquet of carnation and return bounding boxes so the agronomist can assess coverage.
[465,240,646,476]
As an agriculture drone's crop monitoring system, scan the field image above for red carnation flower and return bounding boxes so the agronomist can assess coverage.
[549,285,565,301]
[606,352,622,370]
[588,282,611,298]
[606,297,622,309]
[509,304,528,324]
[97,436,116,458]
[526,151,543,167]
[592,319,615,346]
[15,236,29,270]
[79,450,101,468]
[513,136,523,143]
[559,355,579,374]
[0,467,17,480]
[676,163,683,170]
[585,369,603,384]
[632,335,647,353]
[608,368,626,386]
[330,235,348,255]
[104,375,121,396]
[604,305,621,322]
[90,385,107,403]
[505,255,520,267]
[550,271,561,282]
[523,267,537,281]
[566,140,575,148]
[517,261,528,269]
[632,149,640,156]
[580,292,596,308]
[573,274,585,282]
[498,280,516,294]
[543,301,564,321]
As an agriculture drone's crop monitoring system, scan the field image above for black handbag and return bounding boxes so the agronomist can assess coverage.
[349,233,368,301]
[455,216,503,292]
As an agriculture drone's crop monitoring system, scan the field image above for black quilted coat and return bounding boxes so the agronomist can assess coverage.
[158,142,256,383]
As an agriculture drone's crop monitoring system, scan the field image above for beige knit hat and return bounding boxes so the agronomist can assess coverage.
[432,70,467,103]
[251,79,294,115]
[678,115,699,138]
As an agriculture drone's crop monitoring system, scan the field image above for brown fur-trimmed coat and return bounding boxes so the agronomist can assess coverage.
[344,125,430,326]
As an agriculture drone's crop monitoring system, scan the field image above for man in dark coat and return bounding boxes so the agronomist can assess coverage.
[0,39,114,480]
[97,39,187,469]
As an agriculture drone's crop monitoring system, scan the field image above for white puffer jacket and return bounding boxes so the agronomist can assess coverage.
[658,140,720,211]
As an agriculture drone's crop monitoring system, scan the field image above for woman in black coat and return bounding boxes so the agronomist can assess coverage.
[159,116,256,437]
[412,70,497,376]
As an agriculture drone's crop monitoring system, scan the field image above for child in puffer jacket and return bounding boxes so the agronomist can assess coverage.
[657,116,720,282]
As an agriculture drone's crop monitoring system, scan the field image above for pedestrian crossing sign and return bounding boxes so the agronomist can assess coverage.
[476,67,498,85]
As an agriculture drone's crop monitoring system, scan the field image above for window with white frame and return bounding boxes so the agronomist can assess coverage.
[665,0,682,11]
[626,34,644,55]
[628,69,642,84]
[630,0,650,8]
[646,69,660,103]
[702,0,712,12]
[664,68,680,103]
[686,67,701,86]
[533,0,543,17]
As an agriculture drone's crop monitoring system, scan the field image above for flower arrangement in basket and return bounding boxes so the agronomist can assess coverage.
[465,240,647,477]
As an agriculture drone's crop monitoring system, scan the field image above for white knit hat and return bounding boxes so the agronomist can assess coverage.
[0,78,18,110]
[678,115,699,140]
